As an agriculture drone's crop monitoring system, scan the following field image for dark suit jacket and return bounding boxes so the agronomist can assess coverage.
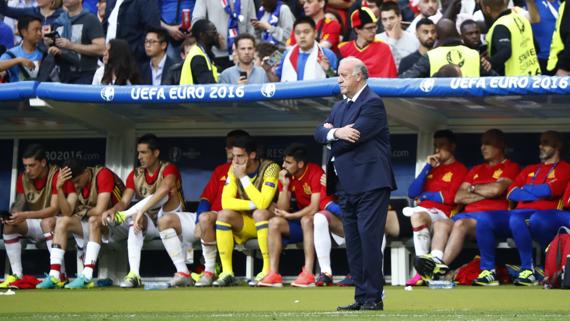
[141,56,174,85]
[314,85,396,195]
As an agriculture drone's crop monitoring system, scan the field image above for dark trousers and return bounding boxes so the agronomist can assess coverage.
[339,187,390,305]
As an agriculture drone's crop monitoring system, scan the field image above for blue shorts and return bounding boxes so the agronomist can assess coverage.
[282,219,303,245]
[451,211,484,221]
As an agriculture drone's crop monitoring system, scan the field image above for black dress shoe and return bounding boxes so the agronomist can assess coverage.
[360,301,383,311]
[336,302,362,311]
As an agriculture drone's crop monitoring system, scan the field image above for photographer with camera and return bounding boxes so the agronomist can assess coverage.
[219,33,268,84]
[46,0,104,84]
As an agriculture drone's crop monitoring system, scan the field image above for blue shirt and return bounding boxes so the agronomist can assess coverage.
[276,45,338,80]
[159,0,195,25]
[530,0,560,60]
[0,44,43,82]
[219,65,269,84]
[84,0,98,15]
[0,21,14,50]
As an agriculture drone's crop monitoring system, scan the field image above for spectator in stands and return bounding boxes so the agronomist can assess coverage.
[403,130,468,287]
[459,19,484,52]
[163,38,196,85]
[159,0,194,62]
[0,15,43,82]
[104,0,161,64]
[432,63,463,77]
[257,143,327,288]
[48,0,105,84]
[398,18,436,74]
[0,144,75,289]
[179,19,219,85]
[141,29,174,85]
[0,0,64,35]
[0,20,15,52]
[400,18,492,77]
[547,0,569,76]
[220,34,269,84]
[2,0,37,36]
[376,1,419,68]
[339,7,397,78]
[504,131,570,286]
[288,0,342,54]
[37,158,124,289]
[481,0,541,76]
[96,0,106,23]
[254,41,279,67]
[526,0,560,74]
[213,136,280,287]
[414,129,520,283]
[92,39,141,85]
[273,16,338,82]
[192,0,256,71]
[407,0,442,35]
[253,0,295,49]
[193,129,250,287]
[327,0,355,37]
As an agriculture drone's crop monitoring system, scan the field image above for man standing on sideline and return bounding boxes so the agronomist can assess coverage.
[314,57,396,311]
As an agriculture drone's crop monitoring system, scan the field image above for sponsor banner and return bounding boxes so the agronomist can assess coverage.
[18,139,106,169]
[34,77,570,103]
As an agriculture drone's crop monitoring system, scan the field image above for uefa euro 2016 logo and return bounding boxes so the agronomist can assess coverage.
[100,86,115,102]
[420,78,435,93]
[261,83,276,98]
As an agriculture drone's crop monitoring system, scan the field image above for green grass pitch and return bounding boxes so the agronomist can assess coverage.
[1,286,569,320]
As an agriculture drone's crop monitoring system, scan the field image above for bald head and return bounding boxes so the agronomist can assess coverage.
[436,18,459,41]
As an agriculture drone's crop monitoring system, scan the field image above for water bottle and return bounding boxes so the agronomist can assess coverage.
[428,280,455,289]
[144,282,170,290]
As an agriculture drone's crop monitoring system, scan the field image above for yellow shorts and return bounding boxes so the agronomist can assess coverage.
[234,212,257,245]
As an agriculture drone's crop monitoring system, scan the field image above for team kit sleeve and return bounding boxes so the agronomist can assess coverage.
[125,170,136,190]
[241,163,280,210]
[221,167,255,211]
[96,168,116,193]
[51,170,75,195]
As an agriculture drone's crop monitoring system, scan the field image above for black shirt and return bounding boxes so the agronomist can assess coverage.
[399,50,423,75]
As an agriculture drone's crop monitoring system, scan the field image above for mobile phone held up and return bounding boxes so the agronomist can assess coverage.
[239,71,247,80]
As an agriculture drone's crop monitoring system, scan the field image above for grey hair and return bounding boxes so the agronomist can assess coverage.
[341,56,369,80]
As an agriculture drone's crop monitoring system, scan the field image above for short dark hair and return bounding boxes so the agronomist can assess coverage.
[284,143,309,163]
[256,42,279,60]
[137,133,160,151]
[233,135,257,154]
[380,2,401,15]
[64,158,87,179]
[459,19,479,33]
[226,129,250,148]
[191,19,215,39]
[22,144,47,161]
[17,15,41,35]
[235,33,256,48]
[433,129,456,145]
[147,28,169,44]
[481,128,506,150]
[416,17,435,30]
[433,64,462,77]
[294,16,316,30]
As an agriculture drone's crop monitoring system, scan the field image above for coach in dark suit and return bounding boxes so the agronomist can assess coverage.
[314,57,396,311]
[141,29,174,85]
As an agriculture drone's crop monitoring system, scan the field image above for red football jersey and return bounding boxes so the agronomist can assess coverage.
[200,162,231,212]
[125,163,180,189]
[279,163,331,210]
[288,17,341,54]
[338,40,397,78]
[16,169,75,196]
[463,159,520,213]
[509,161,570,210]
[418,161,468,216]
[563,181,570,209]
[82,167,122,206]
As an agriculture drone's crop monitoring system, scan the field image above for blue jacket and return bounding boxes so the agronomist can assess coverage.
[103,0,161,63]
[314,85,396,194]
[0,3,64,27]
[141,55,175,85]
